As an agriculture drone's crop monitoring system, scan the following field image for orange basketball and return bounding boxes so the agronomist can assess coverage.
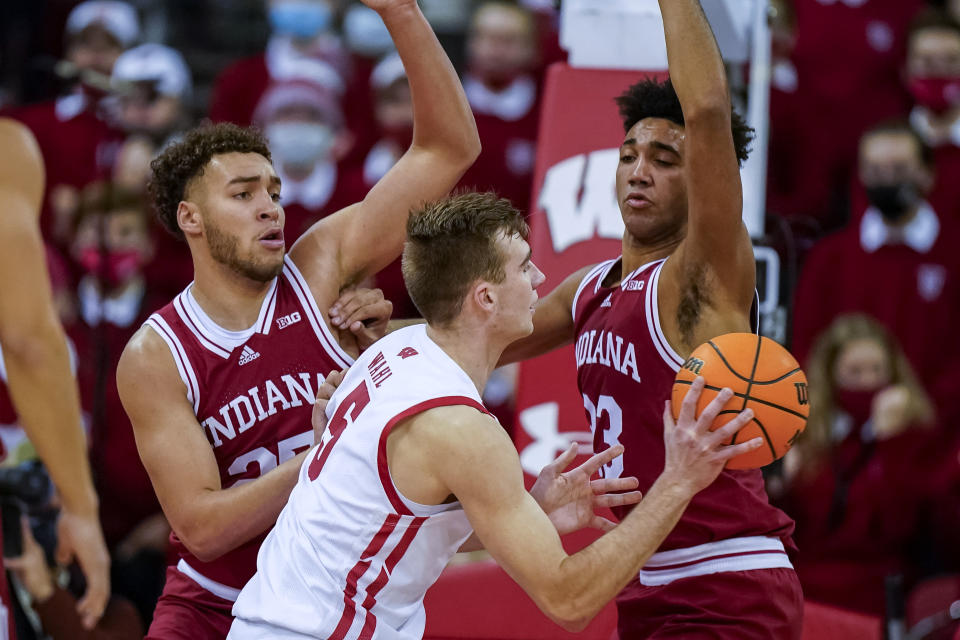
[671,333,808,470]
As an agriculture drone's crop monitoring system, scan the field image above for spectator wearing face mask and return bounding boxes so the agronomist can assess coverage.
[252,79,367,242]
[766,0,925,231]
[207,0,347,130]
[457,1,542,212]
[110,43,193,188]
[7,1,138,249]
[792,120,960,425]
[905,9,960,220]
[107,43,195,299]
[68,183,170,628]
[775,314,940,616]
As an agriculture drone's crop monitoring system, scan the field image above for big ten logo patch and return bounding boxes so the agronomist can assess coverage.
[277,312,302,329]
[537,149,624,253]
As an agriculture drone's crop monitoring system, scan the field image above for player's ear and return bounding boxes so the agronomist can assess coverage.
[472,280,496,314]
[178,200,203,238]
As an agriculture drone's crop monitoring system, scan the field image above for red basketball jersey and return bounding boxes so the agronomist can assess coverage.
[144,256,353,593]
[573,258,796,553]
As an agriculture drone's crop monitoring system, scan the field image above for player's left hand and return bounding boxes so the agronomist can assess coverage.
[529,443,642,535]
[312,369,346,442]
[330,287,393,352]
[56,506,110,630]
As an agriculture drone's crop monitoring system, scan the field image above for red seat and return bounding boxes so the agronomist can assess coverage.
[802,601,882,640]
[425,558,884,640]
[423,558,617,640]
[907,575,960,640]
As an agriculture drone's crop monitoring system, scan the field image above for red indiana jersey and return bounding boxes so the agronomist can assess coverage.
[573,258,796,571]
[144,256,353,594]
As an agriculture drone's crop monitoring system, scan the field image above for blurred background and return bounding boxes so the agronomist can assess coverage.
[1,0,960,638]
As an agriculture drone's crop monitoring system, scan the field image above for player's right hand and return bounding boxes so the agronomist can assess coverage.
[55,506,110,630]
[661,376,761,496]
[313,369,346,443]
[329,287,393,352]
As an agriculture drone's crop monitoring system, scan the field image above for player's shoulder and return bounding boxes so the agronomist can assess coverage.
[117,323,180,386]
[406,403,503,450]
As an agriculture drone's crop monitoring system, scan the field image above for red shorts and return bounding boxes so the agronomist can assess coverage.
[146,566,235,640]
[615,568,803,639]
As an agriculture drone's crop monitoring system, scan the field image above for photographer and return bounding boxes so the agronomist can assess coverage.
[5,518,140,640]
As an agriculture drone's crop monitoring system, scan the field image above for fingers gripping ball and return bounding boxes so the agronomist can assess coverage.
[672,333,809,469]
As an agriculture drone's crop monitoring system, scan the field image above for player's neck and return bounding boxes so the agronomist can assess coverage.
[621,233,681,282]
[190,258,276,331]
[425,324,499,395]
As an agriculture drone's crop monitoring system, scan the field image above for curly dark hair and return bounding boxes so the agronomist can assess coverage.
[148,123,272,240]
[615,77,754,166]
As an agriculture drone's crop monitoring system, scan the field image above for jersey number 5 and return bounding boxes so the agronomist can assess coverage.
[307,381,371,480]
[583,393,623,479]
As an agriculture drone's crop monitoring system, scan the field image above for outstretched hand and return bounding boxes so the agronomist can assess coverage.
[56,507,110,630]
[662,376,761,496]
[529,443,642,535]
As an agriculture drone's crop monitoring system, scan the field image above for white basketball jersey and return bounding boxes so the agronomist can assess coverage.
[230,325,485,640]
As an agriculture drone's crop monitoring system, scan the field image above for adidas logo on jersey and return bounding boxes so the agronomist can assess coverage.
[600,294,612,308]
[239,346,261,366]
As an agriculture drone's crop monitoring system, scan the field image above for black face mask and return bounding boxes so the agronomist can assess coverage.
[865,182,920,222]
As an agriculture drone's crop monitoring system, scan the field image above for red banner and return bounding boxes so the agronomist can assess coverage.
[515,63,666,479]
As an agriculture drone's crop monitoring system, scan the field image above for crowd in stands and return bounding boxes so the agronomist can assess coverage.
[0,0,959,636]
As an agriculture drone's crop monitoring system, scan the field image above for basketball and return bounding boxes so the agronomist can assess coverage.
[671,333,809,470]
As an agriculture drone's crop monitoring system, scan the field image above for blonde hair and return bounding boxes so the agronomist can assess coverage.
[799,313,934,470]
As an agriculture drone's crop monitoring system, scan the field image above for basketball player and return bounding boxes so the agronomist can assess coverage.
[0,119,110,632]
[228,192,761,639]
[500,1,803,637]
[115,1,480,637]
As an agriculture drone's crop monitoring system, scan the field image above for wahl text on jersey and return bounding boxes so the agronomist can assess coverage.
[367,351,393,388]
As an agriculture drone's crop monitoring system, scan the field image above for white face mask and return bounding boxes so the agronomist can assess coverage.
[266,121,335,167]
[343,5,394,58]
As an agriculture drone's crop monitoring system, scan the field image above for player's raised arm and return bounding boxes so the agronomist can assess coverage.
[117,328,307,562]
[292,0,480,288]
[0,119,109,630]
[410,380,761,631]
[659,0,755,305]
